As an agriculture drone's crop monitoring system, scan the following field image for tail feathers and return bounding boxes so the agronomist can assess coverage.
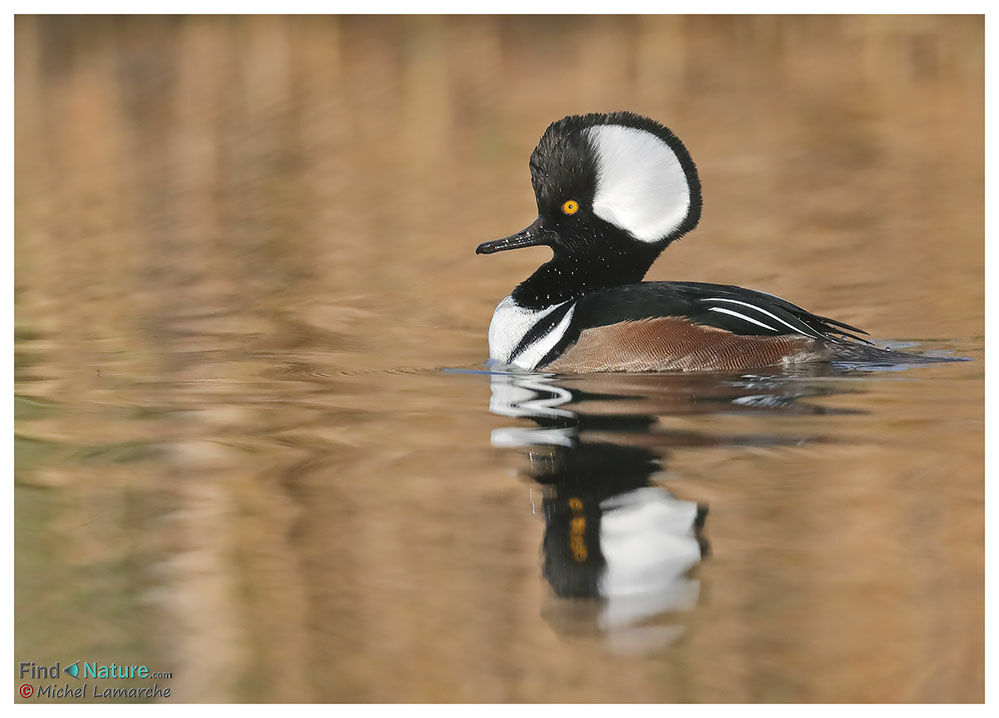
[828,342,965,366]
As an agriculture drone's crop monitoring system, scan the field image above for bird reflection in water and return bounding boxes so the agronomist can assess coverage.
[487,369,854,654]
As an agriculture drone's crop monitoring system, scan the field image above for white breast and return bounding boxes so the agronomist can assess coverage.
[488,296,576,370]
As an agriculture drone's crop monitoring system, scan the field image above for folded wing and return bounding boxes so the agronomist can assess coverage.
[538,281,868,372]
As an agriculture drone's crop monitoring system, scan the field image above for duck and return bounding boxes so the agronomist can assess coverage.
[476,111,915,373]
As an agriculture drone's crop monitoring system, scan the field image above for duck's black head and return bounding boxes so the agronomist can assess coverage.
[476,111,702,309]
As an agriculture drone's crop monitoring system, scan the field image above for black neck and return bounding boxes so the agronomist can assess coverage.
[511,239,661,309]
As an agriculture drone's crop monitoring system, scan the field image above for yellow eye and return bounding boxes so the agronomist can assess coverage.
[561,200,579,215]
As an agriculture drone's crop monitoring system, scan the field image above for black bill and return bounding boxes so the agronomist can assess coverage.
[476,217,549,255]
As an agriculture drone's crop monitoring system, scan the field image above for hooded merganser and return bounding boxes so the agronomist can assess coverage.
[476,111,903,373]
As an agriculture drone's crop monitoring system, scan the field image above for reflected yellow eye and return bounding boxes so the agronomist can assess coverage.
[561,200,579,215]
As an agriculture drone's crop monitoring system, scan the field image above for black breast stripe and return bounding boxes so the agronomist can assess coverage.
[508,301,576,364]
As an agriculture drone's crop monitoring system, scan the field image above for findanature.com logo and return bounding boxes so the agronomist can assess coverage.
[17,660,174,701]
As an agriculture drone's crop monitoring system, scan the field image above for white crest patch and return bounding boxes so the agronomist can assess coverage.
[488,296,576,370]
[586,124,691,243]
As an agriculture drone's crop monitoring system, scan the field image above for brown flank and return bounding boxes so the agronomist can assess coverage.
[540,318,829,373]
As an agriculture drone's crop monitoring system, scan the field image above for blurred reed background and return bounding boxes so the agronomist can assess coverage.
[15,15,982,702]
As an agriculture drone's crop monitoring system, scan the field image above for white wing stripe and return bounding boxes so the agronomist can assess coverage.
[704,297,822,338]
[706,306,779,332]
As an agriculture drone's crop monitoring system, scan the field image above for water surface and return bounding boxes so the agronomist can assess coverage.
[14,15,983,702]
